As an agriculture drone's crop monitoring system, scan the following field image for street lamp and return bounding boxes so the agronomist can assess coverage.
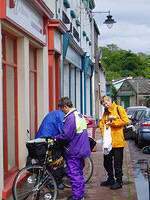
[92,10,116,29]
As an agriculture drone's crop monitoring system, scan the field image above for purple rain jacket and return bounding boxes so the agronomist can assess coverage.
[55,108,91,159]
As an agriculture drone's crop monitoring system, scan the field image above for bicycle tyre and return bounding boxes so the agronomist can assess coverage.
[12,165,58,200]
[63,157,93,188]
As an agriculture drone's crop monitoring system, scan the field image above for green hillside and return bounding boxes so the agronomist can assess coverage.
[100,44,150,82]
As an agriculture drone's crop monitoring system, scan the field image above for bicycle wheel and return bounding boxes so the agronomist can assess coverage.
[63,157,93,188]
[12,165,58,200]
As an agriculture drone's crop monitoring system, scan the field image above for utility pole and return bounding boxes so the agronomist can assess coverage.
[137,81,139,106]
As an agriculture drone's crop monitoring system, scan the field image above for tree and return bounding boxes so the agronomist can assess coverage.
[111,85,118,103]
[100,44,150,81]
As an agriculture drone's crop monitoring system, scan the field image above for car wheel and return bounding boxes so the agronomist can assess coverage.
[135,133,138,145]
[131,131,136,140]
[137,134,143,148]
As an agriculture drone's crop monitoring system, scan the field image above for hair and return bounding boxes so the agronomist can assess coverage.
[58,97,73,108]
[100,95,112,104]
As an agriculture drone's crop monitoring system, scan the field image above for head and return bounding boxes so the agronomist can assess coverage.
[58,97,73,114]
[100,95,112,109]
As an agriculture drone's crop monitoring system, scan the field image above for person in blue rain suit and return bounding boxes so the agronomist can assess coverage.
[35,109,65,190]
[35,110,65,139]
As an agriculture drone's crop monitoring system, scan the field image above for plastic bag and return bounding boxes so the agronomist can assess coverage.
[102,125,112,155]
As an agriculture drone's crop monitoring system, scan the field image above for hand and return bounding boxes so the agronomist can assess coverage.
[108,116,116,120]
[106,120,111,125]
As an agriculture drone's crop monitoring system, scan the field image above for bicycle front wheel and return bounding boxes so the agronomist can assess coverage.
[63,157,93,188]
[12,165,58,200]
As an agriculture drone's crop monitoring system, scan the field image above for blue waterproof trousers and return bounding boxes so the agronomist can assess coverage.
[66,157,85,200]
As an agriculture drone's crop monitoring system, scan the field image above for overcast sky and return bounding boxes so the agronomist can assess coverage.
[93,0,150,54]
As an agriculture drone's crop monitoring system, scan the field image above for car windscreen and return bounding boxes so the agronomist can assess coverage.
[136,110,145,120]
[127,108,135,115]
[144,110,150,118]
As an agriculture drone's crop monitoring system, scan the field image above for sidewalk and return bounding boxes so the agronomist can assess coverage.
[7,128,138,200]
[58,128,138,200]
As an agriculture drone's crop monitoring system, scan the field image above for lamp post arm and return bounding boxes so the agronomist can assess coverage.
[92,10,116,29]
[92,10,110,15]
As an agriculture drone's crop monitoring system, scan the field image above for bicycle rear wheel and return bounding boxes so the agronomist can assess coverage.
[63,157,93,188]
[12,165,58,200]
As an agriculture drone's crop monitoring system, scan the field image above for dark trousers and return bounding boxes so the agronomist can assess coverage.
[103,147,124,183]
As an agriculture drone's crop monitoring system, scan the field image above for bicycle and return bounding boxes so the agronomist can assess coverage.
[12,137,93,200]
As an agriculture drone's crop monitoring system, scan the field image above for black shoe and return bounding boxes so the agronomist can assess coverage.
[67,196,74,200]
[100,178,115,186]
[110,182,122,190]
[67,196,84,200]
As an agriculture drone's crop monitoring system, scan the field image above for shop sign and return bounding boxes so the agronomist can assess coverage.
[54,30,61,52]
[6,0,46,43]
[66,46,81,68]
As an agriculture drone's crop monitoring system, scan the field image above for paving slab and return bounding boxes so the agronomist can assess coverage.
[57,128,138,200]
[6,128,138,200]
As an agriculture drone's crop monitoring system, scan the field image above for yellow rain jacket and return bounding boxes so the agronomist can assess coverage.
[100,102,129,148]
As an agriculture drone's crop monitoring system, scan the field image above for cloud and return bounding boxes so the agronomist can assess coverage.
[94,0,150,54]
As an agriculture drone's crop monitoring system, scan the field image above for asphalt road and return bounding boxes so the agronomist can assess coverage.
[127,139,150,200]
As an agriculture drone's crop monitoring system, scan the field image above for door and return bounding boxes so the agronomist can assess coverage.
[120,96,130,109]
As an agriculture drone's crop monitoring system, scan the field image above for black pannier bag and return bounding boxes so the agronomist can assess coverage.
[88,137,96,151]
[52,141,64,160]
[117,107,132,140]
[26,138,48,159]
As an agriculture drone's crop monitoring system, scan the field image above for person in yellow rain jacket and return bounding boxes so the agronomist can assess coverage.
[99,96,129,190]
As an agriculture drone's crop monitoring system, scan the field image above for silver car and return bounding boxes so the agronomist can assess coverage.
[126,106,147,119]
[135,108,150,147]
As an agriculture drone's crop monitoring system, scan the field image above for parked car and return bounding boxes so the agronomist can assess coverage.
[126,106,147,119]
[135,108,150,147]
[130,108,147,139]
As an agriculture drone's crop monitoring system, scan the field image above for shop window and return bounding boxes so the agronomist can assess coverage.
[2,31,18,178]
[86,74,90,115]
[73,27,79,42]
[29,46,37,139]
[71,66,75,106]
[6,66,16,170]
[76,69,81,111]
[53,57,56,109]
[64,64,69,97]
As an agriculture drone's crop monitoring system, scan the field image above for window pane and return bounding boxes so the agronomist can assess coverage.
[29,48,35,70]
[76,69,81,111]
[6,37,14,63]
[64,64,69,97]
[2,36,4,60]
[86,75,90,115]
[53,57,55,109]
[30,72,35,139]
[7,66,15,170]
[71,67,75,106]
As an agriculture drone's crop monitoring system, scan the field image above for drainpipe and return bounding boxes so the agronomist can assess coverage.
[80,0,81,47]
[80,70,83,114]
[69,63,71,99]
[90,76,92,115]
[84,56,89,115]
[75,67,77,107]
[56,0,58,19]
[84,71,86,114]
[90,64,94,116]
